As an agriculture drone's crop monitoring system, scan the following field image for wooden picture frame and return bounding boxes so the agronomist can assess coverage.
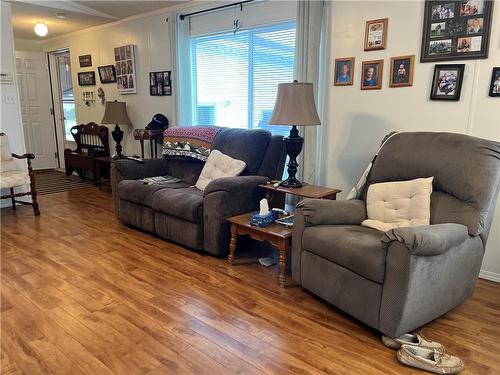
[77,71,96,86]
[78,54,92,67]
[430,64,465,100]
[489,67,500,97]
[390,55,415,87]
[334,57,355,86]
[361,60,384,90]
[364,18,388,51]
[420,0,494,62]
[98,65,116,84]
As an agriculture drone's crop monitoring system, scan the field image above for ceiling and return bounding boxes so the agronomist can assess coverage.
[11,0,184,40]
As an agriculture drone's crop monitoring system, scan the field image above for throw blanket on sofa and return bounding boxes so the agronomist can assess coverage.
[162,126,222,161]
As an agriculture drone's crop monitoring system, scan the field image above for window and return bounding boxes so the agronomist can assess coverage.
[191,22,295,136]
[55,52,76,141]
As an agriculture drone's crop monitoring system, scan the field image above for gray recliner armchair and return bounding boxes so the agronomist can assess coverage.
[292,132,500,338]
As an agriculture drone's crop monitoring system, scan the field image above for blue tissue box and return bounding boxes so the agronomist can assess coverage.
[250,211,278,227]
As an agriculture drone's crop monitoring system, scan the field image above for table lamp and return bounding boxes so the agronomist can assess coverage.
[269,81,321,188]
[101,100,132,159]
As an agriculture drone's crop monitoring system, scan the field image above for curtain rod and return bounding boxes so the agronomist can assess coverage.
[179,0,255,20]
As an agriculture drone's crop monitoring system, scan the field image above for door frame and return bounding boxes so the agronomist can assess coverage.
[47,48,73,170]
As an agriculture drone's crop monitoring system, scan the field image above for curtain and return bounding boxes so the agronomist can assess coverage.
[169,13,193,126]
[294,0,329,184]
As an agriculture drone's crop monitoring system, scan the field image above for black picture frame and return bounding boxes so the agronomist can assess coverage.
[420,0,494,62]
[98,65,117,83]
[489,67,500,97]
[79,54,92,67]
[149,71,172,96]
[78,71,96,86]
[430,64,465,101]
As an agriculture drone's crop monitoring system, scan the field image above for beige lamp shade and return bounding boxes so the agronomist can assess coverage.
[101,100,132,126]
[269,82,321,126]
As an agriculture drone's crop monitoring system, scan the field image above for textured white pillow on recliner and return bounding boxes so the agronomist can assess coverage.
[195,149,246,191]
[362,177,434,232]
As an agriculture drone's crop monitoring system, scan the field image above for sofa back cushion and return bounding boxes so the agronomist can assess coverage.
[212,128,271,175]
[168,158,205,185]
[366,132,500,238]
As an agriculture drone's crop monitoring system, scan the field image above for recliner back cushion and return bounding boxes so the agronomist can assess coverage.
[212,128,271,175]
[367,132,500,236]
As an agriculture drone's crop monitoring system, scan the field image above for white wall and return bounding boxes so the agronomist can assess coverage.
[42,10,175,158]
[321,0,500,280]
[1,2,28,207]
[14,38,43,52]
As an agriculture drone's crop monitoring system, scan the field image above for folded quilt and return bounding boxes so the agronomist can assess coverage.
[162,126,222,161]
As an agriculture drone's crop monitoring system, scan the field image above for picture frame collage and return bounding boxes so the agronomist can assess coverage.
[149,71,172,96]
[114,44,137,94]
[333,0,496,101]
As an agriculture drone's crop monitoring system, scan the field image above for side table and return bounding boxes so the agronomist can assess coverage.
[94,156,114,190]
[227,212,292,288]
[259,182,342,209]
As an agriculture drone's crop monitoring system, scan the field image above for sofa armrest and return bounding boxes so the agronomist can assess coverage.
[296,199,367,226]
[382,223,470,256]
[113,158,168,180]
[204,175,269,195]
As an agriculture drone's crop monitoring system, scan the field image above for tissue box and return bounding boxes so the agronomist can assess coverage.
[250,211,277,228]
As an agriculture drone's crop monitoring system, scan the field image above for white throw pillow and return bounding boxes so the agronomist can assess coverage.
[361,177,434,232]
[195,150,246,191]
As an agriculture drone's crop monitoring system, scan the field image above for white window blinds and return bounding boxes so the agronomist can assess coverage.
[190,22,295,135]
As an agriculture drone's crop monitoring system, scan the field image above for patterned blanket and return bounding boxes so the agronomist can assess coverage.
[162,126,221,161]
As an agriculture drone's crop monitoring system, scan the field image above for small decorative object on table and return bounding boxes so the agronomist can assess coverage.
[251,199,278,227]
[101,100,133,159]
[268,81,321,188]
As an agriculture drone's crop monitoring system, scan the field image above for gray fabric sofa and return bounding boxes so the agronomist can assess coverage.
[111,127,285,255]
[292,132,500,338]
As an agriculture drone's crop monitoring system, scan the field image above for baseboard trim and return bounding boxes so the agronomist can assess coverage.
[479,270,500,283]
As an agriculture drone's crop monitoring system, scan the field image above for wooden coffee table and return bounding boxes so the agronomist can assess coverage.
[227,212,292,288]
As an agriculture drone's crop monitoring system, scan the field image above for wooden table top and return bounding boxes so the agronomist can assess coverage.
[227,212,292,239]
[259,183,342,199]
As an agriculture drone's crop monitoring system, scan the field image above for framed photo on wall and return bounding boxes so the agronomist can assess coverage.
[364,18,388,51]
[79,54,92,67]
[149,71,172,96]
[390,55,415,87]
[98,65,117,83]
[114,44,137,94]
[420,0,494,62]
[334,57,355,86]
[489,67,500,97]
[77,71,96,86]
[361,60,384,90]
[430,64,465,100]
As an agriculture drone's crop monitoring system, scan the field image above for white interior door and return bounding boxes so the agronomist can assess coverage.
[16,51,58,170]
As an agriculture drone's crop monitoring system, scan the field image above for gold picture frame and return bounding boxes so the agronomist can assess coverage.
[389,55,415,88]
[361,60,384,90]
[364,18,388,51]
[334,57,355,86]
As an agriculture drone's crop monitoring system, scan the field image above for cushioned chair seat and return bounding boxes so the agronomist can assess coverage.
[302,225,386,283]
[0,170,31,189]
[117,180,190,207]
[152,187,204,223]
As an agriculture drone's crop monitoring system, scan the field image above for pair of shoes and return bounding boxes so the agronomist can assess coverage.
[397,345,464,374]
[382,332,444,352]
[382,332,464,374]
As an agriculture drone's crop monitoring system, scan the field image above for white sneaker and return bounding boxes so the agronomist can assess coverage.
[382,332,444,352]
[397,345,464,374]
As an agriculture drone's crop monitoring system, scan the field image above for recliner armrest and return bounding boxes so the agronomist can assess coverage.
[382,223,470,256]
[113,158,168,180]
[204,175,269,195]
[297,199,367,226]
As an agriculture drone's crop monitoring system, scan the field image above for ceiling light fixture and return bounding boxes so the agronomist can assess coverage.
[55,13,67,19]
[34,22,48,37]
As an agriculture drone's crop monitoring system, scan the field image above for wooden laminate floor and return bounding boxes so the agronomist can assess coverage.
[1,188,499,374]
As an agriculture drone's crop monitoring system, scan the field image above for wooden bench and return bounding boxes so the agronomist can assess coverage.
[64,122,110,183]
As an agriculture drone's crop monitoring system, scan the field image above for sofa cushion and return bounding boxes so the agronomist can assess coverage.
[152,187,204,223]
[212,128,271,175]
[195,150,246,191]
[362,177,433,232]
[117,180,190,207]
[302,225,386,283]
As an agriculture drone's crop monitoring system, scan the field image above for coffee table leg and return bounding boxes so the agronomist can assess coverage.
[228,224,238,265]
[278,239,287,288]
